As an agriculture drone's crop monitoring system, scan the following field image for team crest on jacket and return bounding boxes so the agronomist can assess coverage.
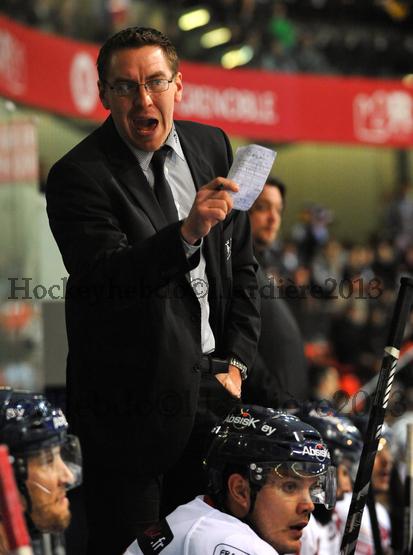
[225,238,232,261]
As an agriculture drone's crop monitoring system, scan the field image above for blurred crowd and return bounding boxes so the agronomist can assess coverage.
[1,0,412,77]
[263,183,413,400]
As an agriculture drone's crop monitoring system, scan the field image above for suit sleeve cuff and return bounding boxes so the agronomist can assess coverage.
[181,236,203,259]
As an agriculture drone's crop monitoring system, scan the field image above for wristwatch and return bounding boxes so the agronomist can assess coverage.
[229,357,248,381]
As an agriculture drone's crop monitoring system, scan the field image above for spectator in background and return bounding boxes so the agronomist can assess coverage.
[308,362,340,405]
[385,183,413,253]
[372,239,398,291]
[296,31,332,73]
[261,38,300,73]
[291,204,333,266]
[311,238,346,297]
[267,1,296,52]
[244,177,308,407]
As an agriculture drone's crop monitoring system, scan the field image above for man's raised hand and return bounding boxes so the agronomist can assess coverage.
[180,178,239,245]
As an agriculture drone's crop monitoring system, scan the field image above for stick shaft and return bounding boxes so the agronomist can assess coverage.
[340,277,413,555]
[0,445,32,553]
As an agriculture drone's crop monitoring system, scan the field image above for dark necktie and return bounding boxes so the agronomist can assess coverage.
[151,146,179,223]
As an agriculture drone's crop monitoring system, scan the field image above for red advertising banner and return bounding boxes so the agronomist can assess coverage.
[1,14,413,146]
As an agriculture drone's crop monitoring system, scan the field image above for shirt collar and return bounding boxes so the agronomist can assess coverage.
[121,124,185,170]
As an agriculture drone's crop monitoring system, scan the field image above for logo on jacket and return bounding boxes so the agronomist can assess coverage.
[138,520,173,553]
[225,238,232,261]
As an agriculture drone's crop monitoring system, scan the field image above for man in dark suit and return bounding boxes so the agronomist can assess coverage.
[244,177,308,408]
[46,27,260,555]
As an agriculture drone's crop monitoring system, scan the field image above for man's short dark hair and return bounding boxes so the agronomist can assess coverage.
[266,176,286,201]
[97,27,179,82]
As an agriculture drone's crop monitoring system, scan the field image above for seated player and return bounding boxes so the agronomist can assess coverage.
[0,388,82,554]
[335,423,393,554]
[295,405,363,554]
[124,405,336,554]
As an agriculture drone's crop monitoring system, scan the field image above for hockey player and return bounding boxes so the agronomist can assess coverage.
[0,388,82,554]
[124,405,336,554]
[295,406,363,554]
[335,424,393,554]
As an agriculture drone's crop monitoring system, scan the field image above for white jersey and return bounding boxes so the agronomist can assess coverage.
[335,493,391,555]
[124,495,278,555]
[298,513,341,555]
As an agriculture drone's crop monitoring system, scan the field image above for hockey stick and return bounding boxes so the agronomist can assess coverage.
[0,445,33,555]
[348,343,413,413]
[340,276,413,555]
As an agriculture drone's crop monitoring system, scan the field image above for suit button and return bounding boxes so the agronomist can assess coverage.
[193,365,200,373]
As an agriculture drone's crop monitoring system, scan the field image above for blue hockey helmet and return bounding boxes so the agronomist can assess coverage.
[293,405,363,480]
[204,405,336,509]
[0,387,82,490]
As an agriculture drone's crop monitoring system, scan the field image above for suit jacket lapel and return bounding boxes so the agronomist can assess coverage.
[97,117,167,230]
[176,123,218,192]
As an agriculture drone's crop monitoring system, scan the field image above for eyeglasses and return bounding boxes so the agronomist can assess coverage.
[104,77,175,97]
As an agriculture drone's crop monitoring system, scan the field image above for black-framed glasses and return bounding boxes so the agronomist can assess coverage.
[103,77,175,97]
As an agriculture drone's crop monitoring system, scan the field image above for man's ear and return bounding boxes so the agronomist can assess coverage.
[98,80,110,110]
[227,473,251,517]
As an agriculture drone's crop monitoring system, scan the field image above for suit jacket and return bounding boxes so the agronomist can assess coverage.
[46,117,260,474]
[243,266,308,408]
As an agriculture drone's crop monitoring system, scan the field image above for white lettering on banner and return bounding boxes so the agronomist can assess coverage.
[0,30,27,95]
[69,52,99,114]
[353,90,413,143]
[0,122,38,183]
[177,84,278,125]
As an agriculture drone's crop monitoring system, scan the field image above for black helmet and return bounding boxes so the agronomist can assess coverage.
[0,387,82,490]
[293,405,363,476]
[204,405,336,509]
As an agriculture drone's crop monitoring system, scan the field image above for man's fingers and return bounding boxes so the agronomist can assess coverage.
[205,178,239,193]
[197,190,234,213]
[201,198,233,215]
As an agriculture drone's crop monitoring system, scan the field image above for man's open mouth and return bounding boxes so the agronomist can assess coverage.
[290,522,308,531]
[133,118,158,132]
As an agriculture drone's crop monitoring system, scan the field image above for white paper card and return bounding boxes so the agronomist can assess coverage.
[227,144,277,211]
